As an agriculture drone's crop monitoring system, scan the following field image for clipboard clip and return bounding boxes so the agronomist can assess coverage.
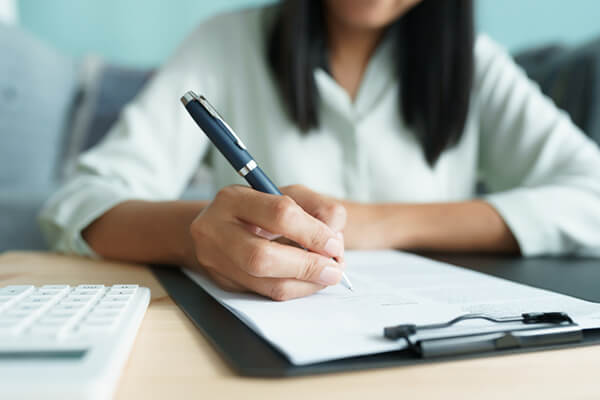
[384,312,583,358]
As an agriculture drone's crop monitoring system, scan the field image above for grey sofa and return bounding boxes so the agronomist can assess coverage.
[0,23,212,252]
[1,22,599,253]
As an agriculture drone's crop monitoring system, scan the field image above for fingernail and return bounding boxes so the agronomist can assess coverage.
[324,237,343,257]
[318,266,342,285]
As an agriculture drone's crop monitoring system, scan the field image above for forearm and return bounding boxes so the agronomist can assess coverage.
[342,200,520,254]
[82,200,208,267]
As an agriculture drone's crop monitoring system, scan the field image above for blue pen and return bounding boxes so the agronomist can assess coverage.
[180,91,353,291]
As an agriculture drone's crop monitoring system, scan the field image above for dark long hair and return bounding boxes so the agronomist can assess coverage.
[268,0,474,166]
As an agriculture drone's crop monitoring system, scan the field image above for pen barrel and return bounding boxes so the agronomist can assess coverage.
[245,167,282,195]
[183,95,281,196]
[184,100,252,170]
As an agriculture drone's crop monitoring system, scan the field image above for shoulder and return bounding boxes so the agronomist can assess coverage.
[474,33,508,61]
[472,33,533,103]
[473,34,517,82]
[184,6,275,52]
[165,5,277,82]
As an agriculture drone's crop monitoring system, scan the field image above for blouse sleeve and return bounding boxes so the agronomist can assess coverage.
[39,17,228,256]
[475,35,600,256]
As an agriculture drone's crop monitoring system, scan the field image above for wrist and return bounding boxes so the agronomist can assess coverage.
[341,201,419,250]
[168,201,207,269]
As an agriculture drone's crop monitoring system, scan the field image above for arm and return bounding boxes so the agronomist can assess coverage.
[281,185,519,253]
[82,200,207,267]
[39,19,225,256]
[342,36,600,256]
[82,185,349,301]
[476,36,600,256]
[341,200,519,253]
[40,12,349,301]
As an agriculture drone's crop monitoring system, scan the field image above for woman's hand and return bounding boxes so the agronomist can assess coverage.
[187,184,347,301]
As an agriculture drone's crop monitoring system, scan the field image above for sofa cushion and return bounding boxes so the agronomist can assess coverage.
[62,57,154,178]
[0,23,77,189]
[515,37,600,144]
[0,187,56,251]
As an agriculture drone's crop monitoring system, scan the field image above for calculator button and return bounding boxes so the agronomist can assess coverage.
[0,317,22,325]
[28,324,63,336]
[110,284,138,290]
[0,325,21,335]
[49,309,78,317]
[0,316,29,333]
[76,285,105,290]
[88,309,120,318]
[5,309,31,318]
[73,290,101,296]
[102,295,130,302]
[37,290,63,296]
[82,317,119,331]
[15,303,43,311]
[108,289,135,295]
[0,285,35,296]
[54,303,86,311]
[94,302,126,310]
[84,315,117,323]
[40,285,70,290]
[75,325,114,335]
[62,296,94,304]
[0,298,15,312]
[36,316,69,325]
[22,296,52,304]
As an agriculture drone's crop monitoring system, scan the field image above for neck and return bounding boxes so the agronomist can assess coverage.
[325,14,385,100]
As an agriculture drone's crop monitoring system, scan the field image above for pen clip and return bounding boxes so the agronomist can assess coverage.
[194,93,248,151]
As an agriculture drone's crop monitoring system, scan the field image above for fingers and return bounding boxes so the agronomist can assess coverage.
[220,222,345,285]
[250,278,326,301]
[281,184,347,233]
[217,186,344,259]
[207,267,326,301]
[242,222,281,241]
[192,184,349,301]
[201,223,334,301]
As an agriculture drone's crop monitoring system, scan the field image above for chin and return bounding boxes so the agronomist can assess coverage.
[325,0,422,29]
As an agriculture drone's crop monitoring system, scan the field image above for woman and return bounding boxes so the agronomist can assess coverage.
[41,0,600,300]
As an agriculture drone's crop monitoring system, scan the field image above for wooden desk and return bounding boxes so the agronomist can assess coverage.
[1,251,598,399]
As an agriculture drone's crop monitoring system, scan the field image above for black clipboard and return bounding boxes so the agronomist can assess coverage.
[152,254,600,377]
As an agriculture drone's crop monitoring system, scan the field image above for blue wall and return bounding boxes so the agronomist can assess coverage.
[477,0,600,51]
[17,0,600,67]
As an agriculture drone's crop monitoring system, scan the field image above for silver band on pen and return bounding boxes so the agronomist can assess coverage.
[237,160,257,177]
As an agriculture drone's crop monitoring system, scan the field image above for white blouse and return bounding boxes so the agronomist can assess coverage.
[40,7,600,257]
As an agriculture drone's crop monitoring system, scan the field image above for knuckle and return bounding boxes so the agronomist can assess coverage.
[321,202,347,221]
[214,185,237,203]
[288,184,305,193]
[245,244,271,277]
[272,196,298,226]
[269,281,292,302]
[297,254,322,282]
[309,224,329,248]
[330,203,347,222]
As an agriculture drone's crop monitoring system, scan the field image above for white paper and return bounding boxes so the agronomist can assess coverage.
[184,250,600,365]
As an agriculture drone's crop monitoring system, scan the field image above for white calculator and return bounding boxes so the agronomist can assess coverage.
[0,284,150,400]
